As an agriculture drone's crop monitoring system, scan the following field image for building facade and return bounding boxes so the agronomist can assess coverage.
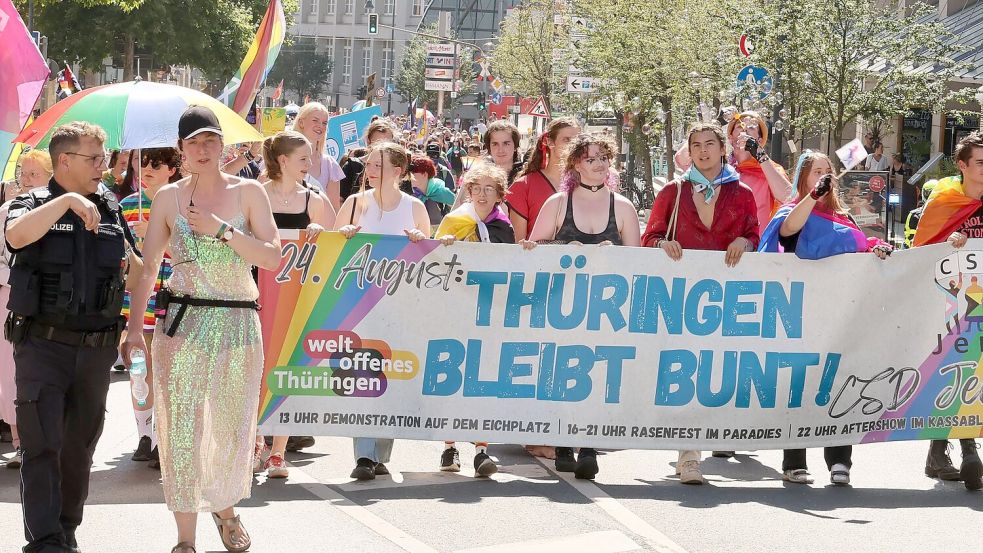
[288,0,519,114]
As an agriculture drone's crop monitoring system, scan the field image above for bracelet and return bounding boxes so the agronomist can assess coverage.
[242,151,255,161]
[756,152,770,163]
[656,239,665,248]
[215,222,229,240]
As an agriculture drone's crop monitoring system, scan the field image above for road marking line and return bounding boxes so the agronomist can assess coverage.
[287,462,439,553]
[536,459,689,553]
[454,530,641,553]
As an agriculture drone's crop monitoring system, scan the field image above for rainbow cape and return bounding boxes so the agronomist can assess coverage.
[758,203,875,259]
[218,0,286,117]
[913,176,978,246]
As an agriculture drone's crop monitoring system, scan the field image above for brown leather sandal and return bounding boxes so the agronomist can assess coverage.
[171,542,196,553]
[211,512,251,552]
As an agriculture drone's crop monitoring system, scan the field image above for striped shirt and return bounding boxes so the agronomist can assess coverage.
[120,190,172,332]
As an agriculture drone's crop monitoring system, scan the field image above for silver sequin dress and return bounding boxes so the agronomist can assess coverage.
[153,211,263,513]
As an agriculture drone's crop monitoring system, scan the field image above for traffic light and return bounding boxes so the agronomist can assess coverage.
[476,92,486,111]
[368,13,379,35]
[356,85,367,99]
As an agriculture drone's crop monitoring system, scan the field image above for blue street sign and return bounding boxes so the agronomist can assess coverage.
[736,64,773,100]
[490,92,503,105]
[386,82,395,93]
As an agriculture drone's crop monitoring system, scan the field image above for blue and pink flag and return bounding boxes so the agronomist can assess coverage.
[0,0,49,170]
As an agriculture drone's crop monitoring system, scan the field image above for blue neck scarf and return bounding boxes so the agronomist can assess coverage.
[683,164,740,204]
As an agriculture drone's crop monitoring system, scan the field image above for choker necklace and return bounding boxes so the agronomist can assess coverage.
[579,183,605,192]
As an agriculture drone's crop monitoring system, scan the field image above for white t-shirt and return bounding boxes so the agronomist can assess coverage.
[864,154,890,172]
[310,154,344,189]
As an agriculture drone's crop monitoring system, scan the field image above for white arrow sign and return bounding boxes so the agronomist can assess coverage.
[566,76,594,93]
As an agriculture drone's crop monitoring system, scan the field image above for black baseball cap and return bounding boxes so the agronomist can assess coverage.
[426,143,441,157]
[178,106,223,140]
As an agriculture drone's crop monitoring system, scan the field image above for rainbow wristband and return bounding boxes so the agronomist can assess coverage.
[215,222,229,240]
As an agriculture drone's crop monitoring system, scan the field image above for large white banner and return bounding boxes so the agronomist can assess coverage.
[255,233,983,450]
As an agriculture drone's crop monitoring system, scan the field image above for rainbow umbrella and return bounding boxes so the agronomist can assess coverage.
[13,80,263,150]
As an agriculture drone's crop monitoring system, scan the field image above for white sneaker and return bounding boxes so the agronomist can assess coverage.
[830,463,850,485]
[5,448,23,469]
[678,460,704,485]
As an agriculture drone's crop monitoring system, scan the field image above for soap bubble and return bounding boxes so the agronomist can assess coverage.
[773,120,785,132]
[779,108,788,119]
[642,123,652,135]
[774,92,784,103]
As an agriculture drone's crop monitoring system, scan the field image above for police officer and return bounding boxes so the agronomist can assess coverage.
[5,121,140,553]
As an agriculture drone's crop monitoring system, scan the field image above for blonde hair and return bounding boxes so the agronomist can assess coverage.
[262,131,310,181]
[20,149,53,175]
[460,161,507,199]
[294,102,330,154]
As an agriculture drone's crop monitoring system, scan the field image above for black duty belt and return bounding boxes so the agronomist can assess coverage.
[159,292,260,337]
[28,320,123,348]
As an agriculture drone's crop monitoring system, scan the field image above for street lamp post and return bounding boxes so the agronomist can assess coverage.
[976,87,983,131]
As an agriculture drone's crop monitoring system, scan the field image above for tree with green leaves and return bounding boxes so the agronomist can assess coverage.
[394,23,475,110]
[571,0,748,178]
[751,0,971,154]
[489,0,566,115]
[18,0,297,88]
[266,37,332,101]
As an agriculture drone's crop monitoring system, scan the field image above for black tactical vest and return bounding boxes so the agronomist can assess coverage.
[6,180,129,331]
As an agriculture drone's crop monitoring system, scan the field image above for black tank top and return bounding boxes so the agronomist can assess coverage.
[554,192,622,245]
[272,188,312,229]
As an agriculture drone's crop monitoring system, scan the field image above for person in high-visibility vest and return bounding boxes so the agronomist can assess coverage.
[904,179,938,247]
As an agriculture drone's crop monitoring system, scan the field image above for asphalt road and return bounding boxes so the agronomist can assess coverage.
[1,372,981,553]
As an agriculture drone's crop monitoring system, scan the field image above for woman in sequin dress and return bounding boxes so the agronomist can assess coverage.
[124,106,281,553]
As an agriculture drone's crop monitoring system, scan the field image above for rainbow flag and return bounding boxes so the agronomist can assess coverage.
[218,0,286,117]
[0,0,49,176]
[913,176,978,247]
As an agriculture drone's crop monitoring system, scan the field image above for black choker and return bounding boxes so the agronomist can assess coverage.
[579,183,605,192]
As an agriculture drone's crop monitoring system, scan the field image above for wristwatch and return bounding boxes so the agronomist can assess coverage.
[220,226,235,242]
[756,152,771,163]
[242,150,255,161]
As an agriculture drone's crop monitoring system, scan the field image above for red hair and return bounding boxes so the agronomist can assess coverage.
[408,155,437,178]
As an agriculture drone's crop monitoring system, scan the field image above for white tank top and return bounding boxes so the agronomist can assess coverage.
[355,191,416,235]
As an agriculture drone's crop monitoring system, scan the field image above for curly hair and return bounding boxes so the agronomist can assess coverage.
[459,161,507,199]
[560,132,619,192]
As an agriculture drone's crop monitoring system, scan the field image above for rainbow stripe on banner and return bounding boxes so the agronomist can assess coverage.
[218,0,286,117]
[257,232,439,425]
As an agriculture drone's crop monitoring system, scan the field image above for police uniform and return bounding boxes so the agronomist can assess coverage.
[5,177,136,553]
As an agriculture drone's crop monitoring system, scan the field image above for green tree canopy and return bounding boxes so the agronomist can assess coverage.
[19,0,297,87]
[266,37,333,101]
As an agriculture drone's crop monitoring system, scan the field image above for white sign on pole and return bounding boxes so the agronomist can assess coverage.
[425,68,453,79]
[426,43,455,55]
[425,80,454,92]
[566,76,595,94]
[426,55,455,67]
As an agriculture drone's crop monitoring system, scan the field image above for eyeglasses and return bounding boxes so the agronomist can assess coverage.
[469,185,498,196]
[65,151,108,167]
[583,156,611,166]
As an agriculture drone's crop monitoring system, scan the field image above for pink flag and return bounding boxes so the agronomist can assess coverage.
[835,138,869,171]
[0,0,49,134]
